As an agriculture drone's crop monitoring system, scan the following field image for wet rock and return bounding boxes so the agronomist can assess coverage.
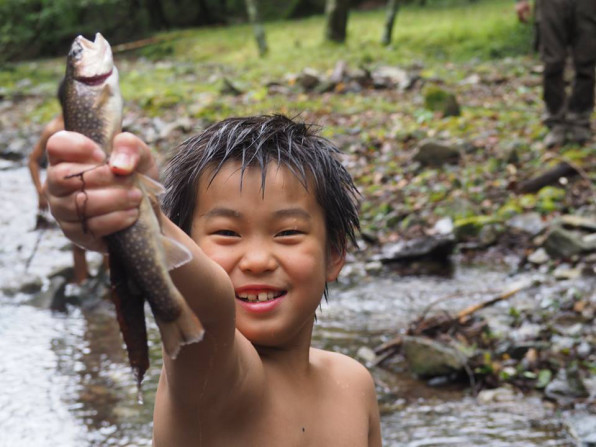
[357,346,377,364]
[560,215,596,232]
[413,140,461,167]
[20,277,43,294]
[544,368,590,405]
[454,215,500,241]
[477,386,517,404]
[375,234,456,263]
[544,226,594,259]
[507,212,546,236]
[432,217,454,235]
[402,336,468,377]
[28,276,67,310]
[565,413,596,447]
[363,261,383,274]
[528,247,550,264]
[553,265,583,280]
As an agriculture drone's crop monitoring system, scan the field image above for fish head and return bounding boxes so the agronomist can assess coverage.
[67,33,115,85]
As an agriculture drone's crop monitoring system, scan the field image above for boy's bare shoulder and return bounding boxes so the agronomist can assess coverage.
[311,347,375,390]
[310,348,382,446]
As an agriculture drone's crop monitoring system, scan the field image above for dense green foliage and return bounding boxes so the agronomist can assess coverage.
[0,0,327,62]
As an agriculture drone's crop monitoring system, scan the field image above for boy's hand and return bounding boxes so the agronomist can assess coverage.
[515,0,531,23]
[37,192,49,211]
[44,131,156,253]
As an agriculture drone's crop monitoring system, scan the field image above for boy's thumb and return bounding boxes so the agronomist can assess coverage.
[110,133,143,176]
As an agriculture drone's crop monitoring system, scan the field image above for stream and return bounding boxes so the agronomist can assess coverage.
[0,165,590,446]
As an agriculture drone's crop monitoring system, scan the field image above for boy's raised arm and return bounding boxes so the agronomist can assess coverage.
[45,130,251,407]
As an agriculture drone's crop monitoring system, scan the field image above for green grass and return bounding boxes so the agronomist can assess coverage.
[140,0,531,81]
[1,0,531,106]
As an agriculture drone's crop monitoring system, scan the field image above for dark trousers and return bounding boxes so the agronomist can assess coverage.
[538,0,596,127]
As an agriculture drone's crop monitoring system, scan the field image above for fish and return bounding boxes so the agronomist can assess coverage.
[59,33,204,386]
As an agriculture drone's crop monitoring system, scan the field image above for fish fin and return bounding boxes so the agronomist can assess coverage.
[161,235,193,271]
[94,84,113,111]
[156,296,204,359]
[138,174,165,199]
[109,255,149,387]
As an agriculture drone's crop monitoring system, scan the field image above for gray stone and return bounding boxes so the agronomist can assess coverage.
[507,212,546,236]
[19,277,43,294]
[528,248,550,264]
[377,234,456,263]
[544,226,591,258]
[402,336,468,377]
[413,140,461,167]
[544,368,590,404]
[560,215,596,232]
[297,68,321,91]
[28,276,67,310]
[356,346,377,364]
[432,217,454,235]
[371,66,412,90]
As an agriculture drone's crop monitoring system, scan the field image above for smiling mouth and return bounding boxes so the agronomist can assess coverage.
[236,290,285,303]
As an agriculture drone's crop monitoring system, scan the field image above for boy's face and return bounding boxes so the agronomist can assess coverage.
[191,161,344,347]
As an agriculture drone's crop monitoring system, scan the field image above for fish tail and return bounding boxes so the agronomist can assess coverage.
[156,296,204,360]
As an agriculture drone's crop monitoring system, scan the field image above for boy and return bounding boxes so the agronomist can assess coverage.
[45,114,382,446]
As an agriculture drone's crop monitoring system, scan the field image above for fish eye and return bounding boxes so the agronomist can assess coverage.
[69,42,83,59]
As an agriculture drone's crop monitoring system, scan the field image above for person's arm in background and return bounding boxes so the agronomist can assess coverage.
[29,115,64,211]
[515,0,532,23]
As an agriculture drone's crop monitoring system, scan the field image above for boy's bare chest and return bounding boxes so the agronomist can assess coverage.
[203,376,370,447]
[219,390,369,447]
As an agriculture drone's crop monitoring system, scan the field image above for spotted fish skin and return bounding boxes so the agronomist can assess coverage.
[60,33,204,385]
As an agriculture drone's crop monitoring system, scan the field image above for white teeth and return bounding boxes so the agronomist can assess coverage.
[237,291,281,302]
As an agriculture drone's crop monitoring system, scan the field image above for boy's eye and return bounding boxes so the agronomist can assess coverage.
[213,229,239,237]
[276,229,303,237]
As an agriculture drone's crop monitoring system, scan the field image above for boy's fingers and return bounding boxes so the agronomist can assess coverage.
[48,187,143,223]
[46,131,106,166]
[111,133,158,179]
[58,208,140,250]
[45,162,134,197]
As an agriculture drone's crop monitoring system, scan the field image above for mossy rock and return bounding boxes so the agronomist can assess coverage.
[454,215,501,240]
[423,85,461,117]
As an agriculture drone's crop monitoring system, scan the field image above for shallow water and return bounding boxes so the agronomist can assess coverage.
[0,165,585,446]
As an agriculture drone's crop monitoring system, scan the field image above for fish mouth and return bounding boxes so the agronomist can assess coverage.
[236,289,286,303]
[75,69,113,86]
[71,32,114,81]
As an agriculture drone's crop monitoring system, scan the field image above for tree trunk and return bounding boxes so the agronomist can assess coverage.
[143,0,169,29]
[245,0,268,57]
[324,0,349,43]
[381,0,400,46]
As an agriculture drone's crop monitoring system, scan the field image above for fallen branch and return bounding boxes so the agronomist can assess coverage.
[372,280,533,366]
[456,280,530,323]
[517,161,579,194]
[111,36,166,54]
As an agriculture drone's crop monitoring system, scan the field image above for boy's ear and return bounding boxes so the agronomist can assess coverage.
[326,248,345,282]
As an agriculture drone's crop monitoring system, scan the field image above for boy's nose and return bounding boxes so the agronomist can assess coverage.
[238,242,277,274]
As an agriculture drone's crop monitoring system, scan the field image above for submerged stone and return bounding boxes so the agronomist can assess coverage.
[402,336,468,377]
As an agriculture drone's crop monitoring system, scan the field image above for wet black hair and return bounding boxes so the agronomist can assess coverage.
[162,114,360,255]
